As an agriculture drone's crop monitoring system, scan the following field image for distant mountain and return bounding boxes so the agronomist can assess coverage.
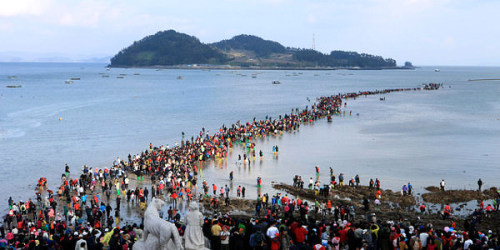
[109,30,406,69]
[110,30,228,67]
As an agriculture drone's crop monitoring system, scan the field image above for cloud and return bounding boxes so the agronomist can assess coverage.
[0,0,49,17]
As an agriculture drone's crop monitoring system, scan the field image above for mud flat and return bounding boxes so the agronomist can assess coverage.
[422,186,498,204]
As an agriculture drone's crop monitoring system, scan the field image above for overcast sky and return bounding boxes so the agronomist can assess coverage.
[0,0,498,66]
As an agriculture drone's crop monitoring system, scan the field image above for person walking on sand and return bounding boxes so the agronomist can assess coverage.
[440,179,446,191]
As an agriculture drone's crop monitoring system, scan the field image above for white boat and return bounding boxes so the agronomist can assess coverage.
[272,81,281,84]
[434,69,440,72]
[65,80,74,84]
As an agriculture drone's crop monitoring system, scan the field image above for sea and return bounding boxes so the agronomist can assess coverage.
[1,63,499,214]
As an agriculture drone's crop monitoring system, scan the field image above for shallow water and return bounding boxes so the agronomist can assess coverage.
[1,63,500,214]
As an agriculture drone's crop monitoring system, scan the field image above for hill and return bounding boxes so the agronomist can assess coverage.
[212,34,286,57]
[110,30,228,67]
[109,30,407,69]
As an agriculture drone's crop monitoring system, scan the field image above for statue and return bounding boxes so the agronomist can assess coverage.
[136,198,183,250]
[183,202,207,250]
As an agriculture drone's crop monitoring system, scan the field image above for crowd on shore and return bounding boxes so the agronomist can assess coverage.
[7,83,498,250]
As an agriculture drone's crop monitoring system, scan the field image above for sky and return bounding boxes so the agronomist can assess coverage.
[0,0,498,66]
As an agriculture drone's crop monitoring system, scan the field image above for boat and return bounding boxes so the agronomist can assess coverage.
[8,76,17,79]
[117,76,124,79]
[177,76,183,80]
[65,80,74,84]
[272,81,281,84]
[70,77,80,80]
[6,85,22,88]
[434,69,440,72]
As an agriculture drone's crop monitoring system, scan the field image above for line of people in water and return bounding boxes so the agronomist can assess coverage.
[1,84,449,249]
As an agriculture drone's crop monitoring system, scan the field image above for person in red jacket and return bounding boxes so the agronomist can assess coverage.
[294,222,308,246]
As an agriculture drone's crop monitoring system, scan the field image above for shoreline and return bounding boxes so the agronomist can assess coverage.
[108,64,416,71]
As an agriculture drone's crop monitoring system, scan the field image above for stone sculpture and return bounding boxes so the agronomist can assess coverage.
[136,198,183,250]
[183,202,207,250]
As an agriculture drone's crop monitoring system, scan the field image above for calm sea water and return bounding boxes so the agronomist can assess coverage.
[1,63,499,211]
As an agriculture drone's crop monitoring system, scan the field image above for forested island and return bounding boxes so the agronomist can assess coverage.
[109,30,414,70]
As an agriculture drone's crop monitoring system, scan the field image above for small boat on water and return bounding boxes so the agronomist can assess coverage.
[8,76,17,79]
[177,76,183,80]
[65,80,74,84]
[117,76,124,79]
[6,85,22,88]
[70,77,80,80]
[272,81,281,84]
[435,69,440,72]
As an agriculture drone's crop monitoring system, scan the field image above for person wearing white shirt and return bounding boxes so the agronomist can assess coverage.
[464,238,473,250]
[419,232,429,248]
[266,221,279,239]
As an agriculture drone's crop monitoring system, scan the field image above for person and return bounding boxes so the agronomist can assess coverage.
[408,182,413,195]
[419,204,426,213]
[220,226,230,250]
[266,220,279,240]
[440,179,446,191]
[108,228,122,250]
[225,185,230,198]
[75,234,87,250]
[477,178,483,191]
[211,219,222,250]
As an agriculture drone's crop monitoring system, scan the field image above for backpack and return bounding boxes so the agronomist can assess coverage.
[250,231,265,247]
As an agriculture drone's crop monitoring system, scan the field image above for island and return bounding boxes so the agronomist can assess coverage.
[109,30,414,70]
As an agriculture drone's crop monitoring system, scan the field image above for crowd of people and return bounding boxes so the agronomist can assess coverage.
[6,84,494,250]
